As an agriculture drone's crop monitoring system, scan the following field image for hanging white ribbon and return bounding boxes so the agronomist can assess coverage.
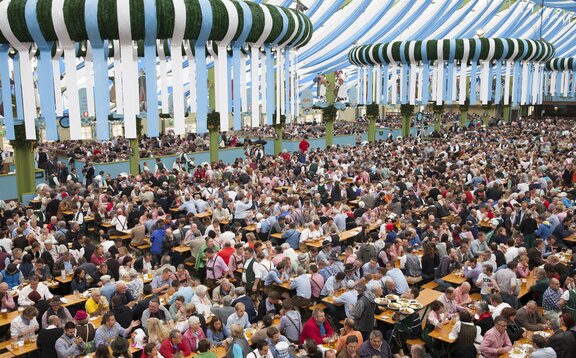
[250,47,260,127]
[376,65,382,105]
[480,60,490,104]
[417,64,423,102]
[52,0,82,139]
[84,44,95,116]
[532,64,540,105]
[184,41,196,114]
[504,61,512,105]
[0,1,36,139]
[289,52,296,121]
[458,40,470,105]
[241,52,248,113]
[158,41,169,114]
[520,61,529,105]
[436,61,444,105]
[116,0,137,138]
[550,71,557,96]
[390,64,398,105]
[112,40,123,115]
[563,69,569,96]
[169,0,186,135]
[276,49,282,120]
[52,46,63,116]
[431,63,437,102]
[451,61,458,103]
[409,63,417,105]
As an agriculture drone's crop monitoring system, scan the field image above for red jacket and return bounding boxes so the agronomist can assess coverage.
[159,337,191,358]
[300,317,334,344]
[299,140,310,152]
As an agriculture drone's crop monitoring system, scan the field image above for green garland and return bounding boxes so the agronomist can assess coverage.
[8,0,31,43]
[322,105,337,123]
[64,0,88,42]
[0,0,312,50]
[433,103,444,115]
[37,0,56,42]
[400,104,414,117]
[272,111,286,129]
[209,0,228,42]
[10,125,37,151]
[207,110,220,131]
[366,103,379,121]
[351,38,555,66]
[459,98,470,112]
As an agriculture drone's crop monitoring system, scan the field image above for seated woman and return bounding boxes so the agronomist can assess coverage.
[183,316,206,352]
[71,268,89,293]
[206,316,229,347]
[500,307,526,344]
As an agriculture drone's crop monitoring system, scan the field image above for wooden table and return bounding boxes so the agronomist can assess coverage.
[190,346,226,357]
[441,271,467,285]
[427,320,457,343]
[339,228,362,242]
[499,330,554,357]
[6,340,39,356]
[270,233,283,239]
[274,281,293,290]
[375,289,442,325]
[321,289,348,306]
[195,211,212,219]
[244,224,256,232]
[0,310,22,327]
[56,273,73,284]
[172,245,191,254]
[564,234,576,243]
[62,293,89,307]
[304,239,323,248]
[518,272,536,299]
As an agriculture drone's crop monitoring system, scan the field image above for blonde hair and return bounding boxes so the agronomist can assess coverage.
[230,323,244,338]
[147,318,170,344]
[118,247,129,256]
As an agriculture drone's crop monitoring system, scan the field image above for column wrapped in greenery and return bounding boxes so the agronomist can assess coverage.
[10,125,37,200]
[322,105,337,148]
[459,98,469,126]
[433,103,444,132]
[130,117,143,176]
[482,101,492,125]
[366,103,379,142]
[207,111,220,163]
[273,112,286,155]
[400,104,414,138]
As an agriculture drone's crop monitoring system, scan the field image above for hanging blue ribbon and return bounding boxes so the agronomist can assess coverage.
[382,63,389,104]
[0,45,14,139]
[143,0,159,137]
[85,0,111,140]
[25,0,57,140]
[265,45,274,125]
[446,39,456,104]
[367,65,373,104]
[469,41,481,105]
[196,0,213,133]
[511,61,521,105]
[284,48,290,118]
[13,54,23,121]
[233,1,252,129]
[421,40,430,104]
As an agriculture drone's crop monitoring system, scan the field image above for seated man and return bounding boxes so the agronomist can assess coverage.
[300,308,334,345]
[55,322,86,358]
[93,311,139,347]
[514,300,548,331]
[159,329,191,358]
[453,282,473,306]
[358,330,392,357]
[479,316,512,358]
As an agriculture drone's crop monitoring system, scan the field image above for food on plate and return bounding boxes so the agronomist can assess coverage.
[385,294,399,302]
[409,303,423,310]
[399,307,414,315]
[387,302,401,310]
[375,297,389,305]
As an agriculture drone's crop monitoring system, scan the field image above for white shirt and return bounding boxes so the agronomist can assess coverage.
[0,238,13,253]
[492,302,512,319]
[18,283,53,306]
[10,315,39,338]
[448,321,482,344]
[505,247,519,263]
[256,260,273,280]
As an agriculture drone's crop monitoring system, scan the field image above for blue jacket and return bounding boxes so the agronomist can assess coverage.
[534,222,553,240]
[282,229,301,249]
[150,228,166,254]
[1,269,21,288]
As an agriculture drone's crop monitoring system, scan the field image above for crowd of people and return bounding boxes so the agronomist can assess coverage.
[0,116,575,358]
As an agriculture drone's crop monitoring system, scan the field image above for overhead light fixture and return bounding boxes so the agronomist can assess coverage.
[476,29,486,38]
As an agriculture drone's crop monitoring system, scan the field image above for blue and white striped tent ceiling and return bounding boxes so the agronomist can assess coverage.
[290,0,576,91]
[65,0,576,107]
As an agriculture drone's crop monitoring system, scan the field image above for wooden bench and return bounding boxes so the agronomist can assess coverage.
[470,293,482,301]
[406,338,425,348]
[0,352,15,358]
[110,234,132,240]
[421,281,439,290]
